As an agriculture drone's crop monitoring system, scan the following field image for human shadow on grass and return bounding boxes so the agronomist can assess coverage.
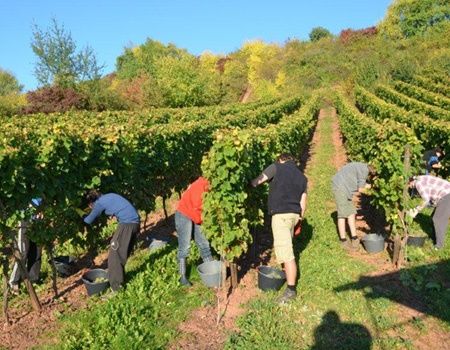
[311,310,372,350]
[335,259,450,324]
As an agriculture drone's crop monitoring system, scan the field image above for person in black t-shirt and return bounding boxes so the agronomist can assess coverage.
[252,153,307,304]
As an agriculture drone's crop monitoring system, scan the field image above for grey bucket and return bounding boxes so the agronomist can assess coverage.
[53,255,76,277]
[257,266,286,291]
[361,233,385,253]
[407,236,426,247]
[82,269,110,296]
[197,260,223,288]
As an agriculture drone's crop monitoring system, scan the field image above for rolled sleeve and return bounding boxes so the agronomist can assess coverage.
[262,164,277,181]
[84,202,104,225]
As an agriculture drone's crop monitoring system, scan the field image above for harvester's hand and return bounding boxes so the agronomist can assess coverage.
[76,208,86,217]
[407,208,418,219]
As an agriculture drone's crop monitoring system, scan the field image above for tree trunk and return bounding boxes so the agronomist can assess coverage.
[162,195,168,221]
[12,247,41,312]
[396,145,411,268]
[1,255,10,324]
[46,245,58,297]
[144,211,149,231]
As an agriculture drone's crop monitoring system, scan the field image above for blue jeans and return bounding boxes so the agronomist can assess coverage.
[175,211,212,260]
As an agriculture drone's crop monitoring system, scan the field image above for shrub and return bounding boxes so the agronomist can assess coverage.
[0,93,27,116]
[23,85,87,114]
[339,27,378,44]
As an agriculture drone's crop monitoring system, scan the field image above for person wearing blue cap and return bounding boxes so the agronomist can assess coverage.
[9,198,43,294]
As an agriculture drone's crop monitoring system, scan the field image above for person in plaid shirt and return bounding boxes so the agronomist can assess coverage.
[408,175,450,249]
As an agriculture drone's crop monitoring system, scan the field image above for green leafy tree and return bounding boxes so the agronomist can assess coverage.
[379,0,450,38]
[220,52,248,103]
[31,18,103,87]
[0,69,22,95]
[149,54,216,107]
[116,39,187,80]
[309,26,333,41]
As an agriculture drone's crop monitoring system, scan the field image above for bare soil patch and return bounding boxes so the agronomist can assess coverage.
[0,207,175,350]
[172,269,260,350]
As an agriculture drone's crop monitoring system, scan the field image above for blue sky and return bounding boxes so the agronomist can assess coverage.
[0,0,392,91]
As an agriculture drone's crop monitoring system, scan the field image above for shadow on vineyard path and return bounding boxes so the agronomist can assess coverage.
[329,107,450,350]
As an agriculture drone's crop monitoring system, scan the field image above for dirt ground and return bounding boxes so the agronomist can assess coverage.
[0,209,171,350]
[1,257,101,349]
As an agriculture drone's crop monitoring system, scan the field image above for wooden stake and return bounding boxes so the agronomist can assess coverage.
[221,259,227,289]
[230,262,238,289]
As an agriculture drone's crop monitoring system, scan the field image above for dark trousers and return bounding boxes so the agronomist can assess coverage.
[9,222,42,286]
[432,193,450,248]
[108,223,139,291]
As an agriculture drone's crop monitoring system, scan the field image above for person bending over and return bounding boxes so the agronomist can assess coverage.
[84,190,140,291]
[332,162,375,250]
[175,177,213,286]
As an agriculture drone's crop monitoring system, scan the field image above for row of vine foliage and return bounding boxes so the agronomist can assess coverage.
[354,85,450,154]
[374,84,450,122]
[410,75,450,99]
[0,97,301,260]
[333,90,422,233]
[426,72,450,87]
[391,80,450,110]
[201,93,321,262]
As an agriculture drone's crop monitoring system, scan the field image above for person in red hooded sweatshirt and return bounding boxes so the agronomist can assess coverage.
[175,176,213,286]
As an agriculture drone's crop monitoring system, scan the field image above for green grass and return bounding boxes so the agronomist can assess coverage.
[39,243,214,349]
[224,107,450,349]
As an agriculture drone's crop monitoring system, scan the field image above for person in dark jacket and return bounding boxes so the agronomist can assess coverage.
[84,190,140,291]
[252,153,307,304]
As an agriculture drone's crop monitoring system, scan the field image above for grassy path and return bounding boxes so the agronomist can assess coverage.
[225,108,449,349]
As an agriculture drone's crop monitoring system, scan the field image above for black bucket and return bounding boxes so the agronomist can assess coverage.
[257,266,286,291]
[407,236,426,247]
[81,269,109,296]
[361,233,385,253]
[53,256,76,277]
